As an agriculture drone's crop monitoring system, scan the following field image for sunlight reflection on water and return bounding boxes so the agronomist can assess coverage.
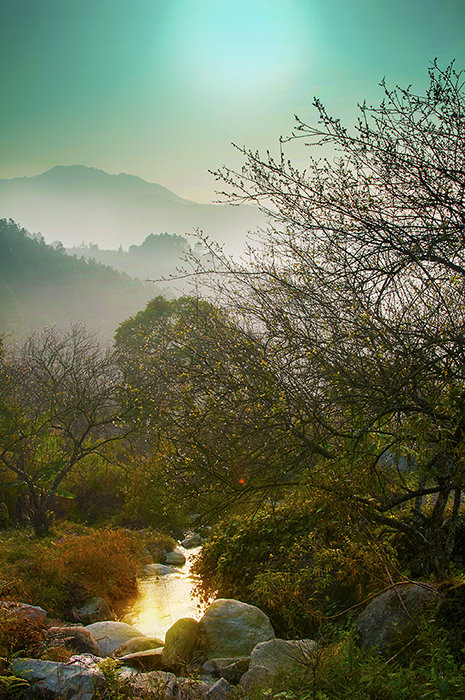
[119,546,205,640]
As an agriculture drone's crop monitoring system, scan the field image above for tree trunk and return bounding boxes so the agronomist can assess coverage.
[28,487,50,537]
[32,507,49,537]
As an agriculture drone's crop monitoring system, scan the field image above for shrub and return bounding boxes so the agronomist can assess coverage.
[56,527,143,603]
[0,524,145,616]
[0,607,46,658]
[193,495,397,637]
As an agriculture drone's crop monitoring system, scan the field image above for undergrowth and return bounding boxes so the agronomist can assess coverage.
[240,621,465,699]
[0,523,147,616]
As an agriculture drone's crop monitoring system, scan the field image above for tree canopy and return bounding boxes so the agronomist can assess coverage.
[174,62,465,576]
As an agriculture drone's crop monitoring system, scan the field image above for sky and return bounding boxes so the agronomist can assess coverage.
[1,0,465,202]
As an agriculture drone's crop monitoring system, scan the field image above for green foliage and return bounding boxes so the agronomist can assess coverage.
[194,495,396,637]
[97,658,126,700]
[242,622,465,699]
[63,453,126,525]
[0,675,31,700]
[115,295,297,516]
[63,450,187,531]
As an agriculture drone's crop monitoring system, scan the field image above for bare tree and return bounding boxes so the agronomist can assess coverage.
[181,62,465,576]
[0,326,130,535]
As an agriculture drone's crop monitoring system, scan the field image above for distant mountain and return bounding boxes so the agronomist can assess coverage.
[0,165,262,251]
[0,218,159,341]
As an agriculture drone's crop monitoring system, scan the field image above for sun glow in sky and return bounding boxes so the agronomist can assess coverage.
[1,0,465,201]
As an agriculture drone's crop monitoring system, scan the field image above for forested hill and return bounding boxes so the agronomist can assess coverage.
[0,219,157,340]
[67,232,192,281]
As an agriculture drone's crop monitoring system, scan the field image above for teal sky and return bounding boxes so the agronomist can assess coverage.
[1,0,465,201]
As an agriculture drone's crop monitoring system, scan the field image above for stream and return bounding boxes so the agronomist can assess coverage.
[118,546,205,641]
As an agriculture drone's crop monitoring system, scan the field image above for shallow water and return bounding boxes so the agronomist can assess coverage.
[119,545,205,641]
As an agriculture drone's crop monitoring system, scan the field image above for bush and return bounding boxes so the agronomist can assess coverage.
[0,607,46,658]
[0,524,145,616]
[63,456,125,525]
[64,452,188,532]
[193,495,397,637]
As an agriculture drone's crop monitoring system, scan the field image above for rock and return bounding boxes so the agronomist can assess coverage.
[162,618,200,666]
[144,563,177,576]
[181,533,203,549]
[120,669,209,698]
[118,648,165,671]
[205,677,233,699]
[201,657,250,684]
[10,657,104,700]
[240,638,317,690]
[0,601,47,623]
[85,621,145,656]
[46,626,101,655]
[73,596,113,625]
[239,664,269,690]
[146,543,168,564]
[119,669,178,698]
[357,583,438,649]
[199,598,275,660]
[113,636,164,657]
[165,550,187,567]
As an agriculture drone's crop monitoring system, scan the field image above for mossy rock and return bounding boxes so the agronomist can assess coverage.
[161,618,200,666]
[199,599,275,660]
[357,583,438,649]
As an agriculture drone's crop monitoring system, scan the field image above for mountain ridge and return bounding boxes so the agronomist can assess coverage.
[0,165,261,251]
[0,165,194,205]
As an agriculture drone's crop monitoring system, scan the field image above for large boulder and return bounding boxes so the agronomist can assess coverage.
[45,626,101,656]
[112,636,164,657]
[357,583,438,649]
[165,550,187,567]
[162,618,200,666]
[73,596,112,624]
[10,657,104,700]
[240,638,317,691]
[85,621,145,656]
[199,599,275,660]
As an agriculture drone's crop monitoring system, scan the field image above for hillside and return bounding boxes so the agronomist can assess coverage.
[0,218,158,341]
[0,166,262,252]
[67,232,192,281]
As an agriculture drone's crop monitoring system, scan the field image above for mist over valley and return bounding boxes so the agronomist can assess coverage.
[0,165,262,254]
